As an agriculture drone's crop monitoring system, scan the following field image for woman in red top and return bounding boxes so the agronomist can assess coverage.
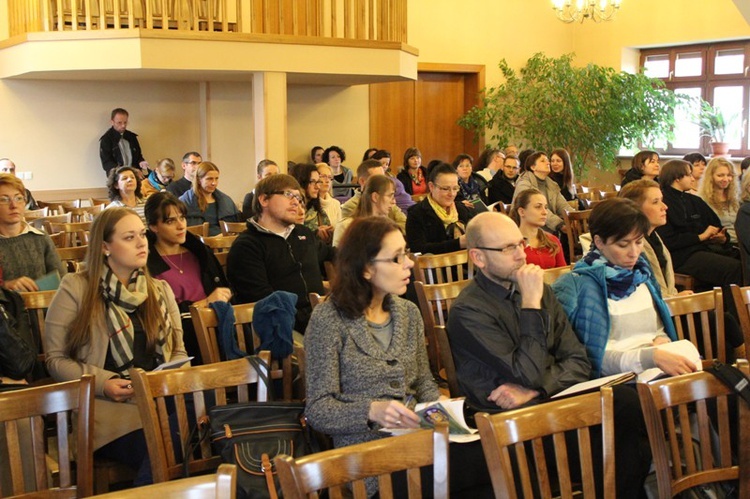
[397,147,429,196]
[510,188,567,269]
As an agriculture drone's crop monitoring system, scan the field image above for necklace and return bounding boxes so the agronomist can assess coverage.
[164,252,185,274]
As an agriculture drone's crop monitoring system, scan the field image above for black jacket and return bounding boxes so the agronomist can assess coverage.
[487,174,516,204]
[405,197,473,255]
[0,287,36,381]
[99,127,145,175]
[226,221,331,332]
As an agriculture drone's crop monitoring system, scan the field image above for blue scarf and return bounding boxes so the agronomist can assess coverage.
[582,248,652,301]
[458,176,482,201]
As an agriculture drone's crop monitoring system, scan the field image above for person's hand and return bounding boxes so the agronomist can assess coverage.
[515,264,544,309]
[677,290,694,296]
[368,400,420,429]
[4,277,38,292]
[488,383,540,410]
[458,234,467,249]
[558,224,568,234]
[317,225,334,244]
[708,228,727,244]
[103,378,135,402]
[699,225,720,242]
[206,287,232,304]
[1,377,27,385]
[653,349,697,376]
[652,336,671,346]
[462,200,474,209]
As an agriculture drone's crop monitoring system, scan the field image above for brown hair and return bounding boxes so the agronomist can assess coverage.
[107,166,143,201]
[632,150,659,174]
[589,198,650,244]
[509,188,559,256]
[618,179,661,206]
[192,161,220,212]
[354,175,394,218]
[252,174,302,217]
[0,173,26,198]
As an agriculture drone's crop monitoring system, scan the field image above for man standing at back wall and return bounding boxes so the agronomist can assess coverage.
[167,151,202,198]
[99,108,149,177]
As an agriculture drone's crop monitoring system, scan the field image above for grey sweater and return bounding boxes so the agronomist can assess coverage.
[0,230,66,282]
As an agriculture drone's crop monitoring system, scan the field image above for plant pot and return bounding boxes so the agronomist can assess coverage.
[710,141,730,157]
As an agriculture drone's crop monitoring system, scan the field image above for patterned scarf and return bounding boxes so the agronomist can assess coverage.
[458,176,482,201]
[427,195,465,238]
[101,265,170,374]
[582,248,652,301]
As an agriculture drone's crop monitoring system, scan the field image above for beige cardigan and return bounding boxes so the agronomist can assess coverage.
[46,272,187,449]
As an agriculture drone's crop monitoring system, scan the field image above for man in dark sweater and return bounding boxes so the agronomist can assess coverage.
[99,108,149,177]
[486,154,520,204]
[166,151,202,198]
[227,174,332,333]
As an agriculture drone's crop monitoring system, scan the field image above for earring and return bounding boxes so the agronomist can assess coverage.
[104,252,110,257]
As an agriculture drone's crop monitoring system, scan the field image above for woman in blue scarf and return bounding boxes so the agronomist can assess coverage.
[453,153,487,208]
[552,198,696,379]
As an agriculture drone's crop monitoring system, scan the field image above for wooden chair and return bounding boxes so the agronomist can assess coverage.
[575,192,596,208]
[475,387,616,499]
[276,426,449,499]
[566,199,578,210]
[414,249,474,284]
[542,264,573,285]
[129,355,271,483]
[56,245,88,273]
[637,360,749,498]
[414,280,471,378]
[220,220,247,236]
[730,284,750,358]
[92,463,237,498]
[190,303,301,401]
[66,204,103,222]
[434,325,461,397]
[563,209,592,263]
[0,375,95,498]
[36,201,68,215]
[20,290,58,368]
[29,213,72,232]
[664,288,726,362]
[89,198,109,207]
[48,231,66,248]
[187,223,210,238]
[47,221,92,247]
[201,235,237,254]
[23,207,49,220]
[308,292,325,310]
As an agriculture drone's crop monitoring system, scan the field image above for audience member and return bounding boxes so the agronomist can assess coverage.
[179,162,239,237]
[45,207,187,484]
[105,166,147,223]
[549,148,578,202]
[397,147,429,196]
[291,163,333,244]
[504,144,519,157]
[510,188,566,269]
[333,175,395,247]
[513,152,570,235]
[323,146,353,198]
[0,286,36,384]
[621,150,659,187]
[361,147,378,161]
[699,157,740,242]
[372,149,414,213]
[517,148,535,172]
[486,154,520,204]
[316,163,342,228]
[242,159,279,220]
[405,162,473,254]
[341,159,406,231]
[0,174,65,292]
[683,152,707,192]
[226,174,330,333]
[305,216,492,498]
[453,153,488,207]
[0,158,37,210]
[741,156,750,180]
[736,173,750,283]
[140,158,175,197]
[166,151,202,198]
[310,146,324,164]
[98,108,149,177]
[145,192,231,365]
[655,160,741,287]
[474,148,504,182]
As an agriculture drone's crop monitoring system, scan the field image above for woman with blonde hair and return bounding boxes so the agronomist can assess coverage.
[333,174,396,247]
[179,161,239,236]
[510,188,566,269]
[316,162,342,227]
[699,157,740,242]
[45,207,187,484]
[141,158,175,197]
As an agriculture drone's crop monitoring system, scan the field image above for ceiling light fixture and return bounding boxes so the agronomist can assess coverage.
[552,0,622,23]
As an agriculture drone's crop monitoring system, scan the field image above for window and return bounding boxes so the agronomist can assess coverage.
[640,41,750,156]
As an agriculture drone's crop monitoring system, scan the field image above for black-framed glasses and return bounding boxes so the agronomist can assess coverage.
[371,251,411,265]
[270,190,304,204]
[475,238,528,254]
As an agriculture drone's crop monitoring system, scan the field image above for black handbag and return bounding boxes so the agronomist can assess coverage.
[195,356,315,499]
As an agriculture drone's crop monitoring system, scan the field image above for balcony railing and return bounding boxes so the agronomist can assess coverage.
[7,0,407,42]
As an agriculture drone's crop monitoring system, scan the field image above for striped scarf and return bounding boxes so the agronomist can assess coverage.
[101,265,170,374]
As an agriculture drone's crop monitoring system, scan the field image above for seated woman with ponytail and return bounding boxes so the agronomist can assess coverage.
[45,207,188,485]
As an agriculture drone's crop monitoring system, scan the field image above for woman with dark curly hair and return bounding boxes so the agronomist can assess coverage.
[323,145,353,198]
[105,165,146,223]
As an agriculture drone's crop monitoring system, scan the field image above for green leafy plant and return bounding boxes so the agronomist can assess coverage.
[693,99,737,143]
[458,53,685,176]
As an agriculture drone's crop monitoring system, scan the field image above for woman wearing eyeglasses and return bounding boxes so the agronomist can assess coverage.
[405,162,473,255]
[510,188,566,269]
[291,163,333,244]
[305,216,491,497]
[316,163,341,228]
[512,152,571,235]
[0,174,66,292]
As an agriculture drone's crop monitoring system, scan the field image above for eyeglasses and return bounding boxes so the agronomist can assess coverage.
[504,165,520,171]
[185,160,201,166]
[475,239,528,254]
[271,190,304,204]
[309,180,323,185]
[371,251,411,265]
[0,195,25,206]
[318,175,333,181]
[433,185,460,193]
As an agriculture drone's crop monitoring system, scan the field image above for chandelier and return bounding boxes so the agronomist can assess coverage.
[552,0,622,23]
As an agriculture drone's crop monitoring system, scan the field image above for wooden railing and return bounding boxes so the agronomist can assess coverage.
[6,0,407,42]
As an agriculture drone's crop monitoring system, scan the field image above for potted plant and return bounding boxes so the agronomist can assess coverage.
[694,100,736,156]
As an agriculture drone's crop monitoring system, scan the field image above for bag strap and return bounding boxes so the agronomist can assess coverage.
[261,453,279,499]
[706,361,750,407]
[246,355,276,401]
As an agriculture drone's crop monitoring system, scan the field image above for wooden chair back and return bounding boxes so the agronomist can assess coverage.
[88,198,109,207]
[20,290,58,366]
[414,249,474,284]
[36,201,68,215]
[65,204,103,222]
[0,375,95,498]
[187,223,210,238]
[47,221,92,247]
[563,209,592,263]
[730,284,750,359]
[91,464,237,499]
[23,207,49,220]
[566,199,578,210]
[129,355,271,483]
[220,220,247,236]
[276,426,449,499]
[201,235,237,254]
[29,213,72,233]
[664,288,725,362]
[738,235,750,286]
[308,292,326,310]
[433,325,461,397]
[476,388,616,499]
[575,192,596,208]
[48,231,66,248]
[56,245,88,273]
[543,264,573,285]
[637,360,749,498]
